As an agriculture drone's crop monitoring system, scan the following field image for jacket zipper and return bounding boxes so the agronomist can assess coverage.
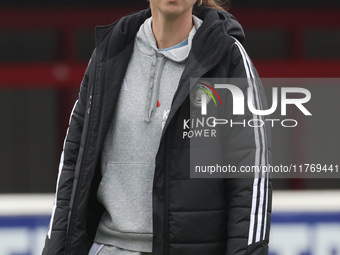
[161,74,199,255]
[164,136,169,255]
[65,86,94,254]
[162,78,191,255]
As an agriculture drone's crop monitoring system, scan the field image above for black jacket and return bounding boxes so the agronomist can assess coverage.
[43,6,272,255]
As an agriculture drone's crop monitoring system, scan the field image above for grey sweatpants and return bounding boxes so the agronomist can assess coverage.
[89,243,152,255]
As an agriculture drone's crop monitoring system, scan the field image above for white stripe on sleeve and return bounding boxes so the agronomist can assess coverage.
[233,40,269,245]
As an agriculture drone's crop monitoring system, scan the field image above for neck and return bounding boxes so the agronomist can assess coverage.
[151,12,193,49]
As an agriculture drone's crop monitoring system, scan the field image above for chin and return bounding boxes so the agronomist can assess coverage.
[161,6,187,18]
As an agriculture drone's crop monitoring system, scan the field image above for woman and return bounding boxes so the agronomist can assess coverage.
[43,0,272,254]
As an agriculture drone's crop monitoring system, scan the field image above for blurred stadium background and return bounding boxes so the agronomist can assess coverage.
[0,0,340,254]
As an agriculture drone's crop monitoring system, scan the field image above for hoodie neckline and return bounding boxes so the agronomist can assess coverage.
[158,38,188,52]
[135,15,203,63]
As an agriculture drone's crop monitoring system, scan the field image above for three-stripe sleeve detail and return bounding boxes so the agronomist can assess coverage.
[233,40,269,245]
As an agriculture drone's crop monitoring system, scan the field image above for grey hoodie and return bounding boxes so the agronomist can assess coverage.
[94,16,203,252]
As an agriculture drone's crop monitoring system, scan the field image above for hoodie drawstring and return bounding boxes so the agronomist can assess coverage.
[144,55,168,122]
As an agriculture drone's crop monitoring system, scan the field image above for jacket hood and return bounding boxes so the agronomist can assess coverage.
[221,12,245,44]
[194,6,245,44]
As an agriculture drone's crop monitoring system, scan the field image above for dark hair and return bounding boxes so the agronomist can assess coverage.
[202,0,230,11]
